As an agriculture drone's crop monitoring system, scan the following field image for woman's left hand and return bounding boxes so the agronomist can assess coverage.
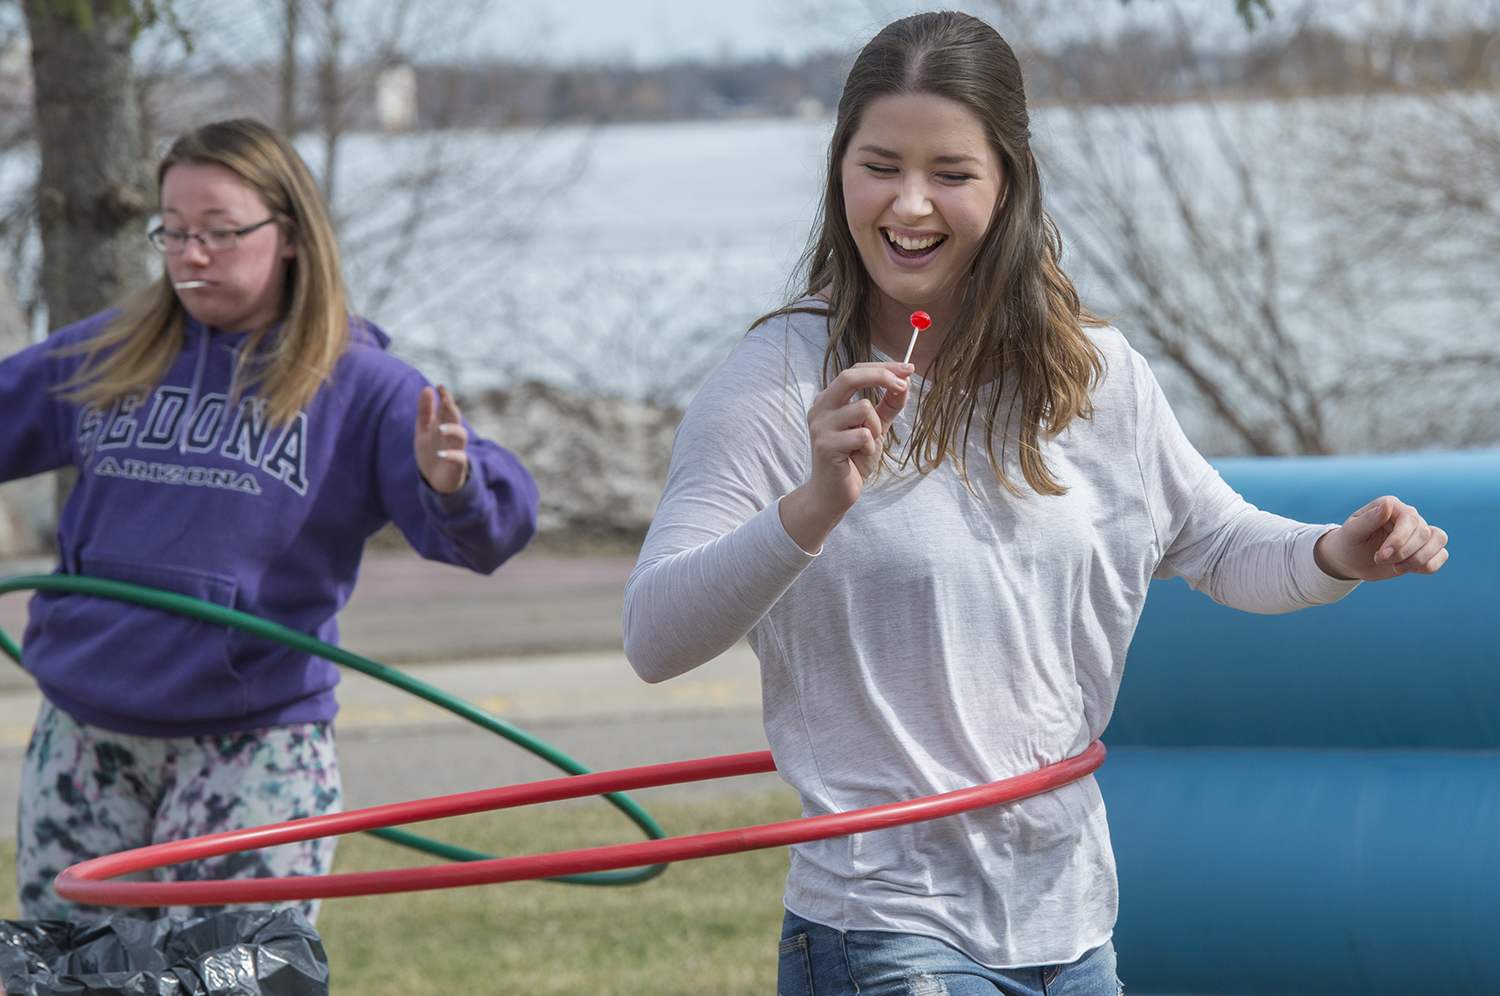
[1313,495,1448,581]
[414,384,470,494]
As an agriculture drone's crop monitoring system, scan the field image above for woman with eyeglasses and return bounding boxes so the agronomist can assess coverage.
[623,12,1448,993]
[0,118,538,923]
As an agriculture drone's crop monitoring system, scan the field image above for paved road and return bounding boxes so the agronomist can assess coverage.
[0,550,642,679]
[336,551,642,662]
[0,551,780,837]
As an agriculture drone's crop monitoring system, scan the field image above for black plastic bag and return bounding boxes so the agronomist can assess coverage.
[0,909,328,996]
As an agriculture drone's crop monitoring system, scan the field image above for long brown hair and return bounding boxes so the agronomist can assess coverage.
[58,118,349,426]
[762,11,1103,496]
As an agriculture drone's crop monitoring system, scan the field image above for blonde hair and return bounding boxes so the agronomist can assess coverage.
[759,12,1103,496]
[58,118,349,426]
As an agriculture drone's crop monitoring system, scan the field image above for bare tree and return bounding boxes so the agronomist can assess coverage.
[1125,0,1274,29]
[1044,101,1354,455]
[13,0,181,519]
[1031,2,1343,454]
[276,0,297,133]
[280,0,593,352]
[1022,0,1500,455]
[127,0,591,388]
[533,260,752,407]
[1305,3,1500,448]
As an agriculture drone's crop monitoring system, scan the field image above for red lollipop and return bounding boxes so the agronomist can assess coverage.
[903,311,931,363]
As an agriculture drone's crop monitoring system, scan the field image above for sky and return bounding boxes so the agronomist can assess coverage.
[458,0,1493,66]
[131,0,1281,72]
[12,0,1490,73]
[469,0,1229,65]
[469,0,971,65]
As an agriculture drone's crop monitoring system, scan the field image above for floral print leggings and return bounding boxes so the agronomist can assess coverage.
[16,700,342,924]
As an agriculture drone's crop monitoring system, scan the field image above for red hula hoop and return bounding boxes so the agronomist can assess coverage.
[56,741,1105,908]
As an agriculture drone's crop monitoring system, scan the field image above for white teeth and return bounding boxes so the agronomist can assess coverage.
[886,231,942,251]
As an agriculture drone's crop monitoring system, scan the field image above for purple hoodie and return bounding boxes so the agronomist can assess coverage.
[0,310,538,737]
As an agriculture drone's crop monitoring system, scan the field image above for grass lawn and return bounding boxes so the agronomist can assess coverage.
[319,790,802,995]
[0,790,802,995]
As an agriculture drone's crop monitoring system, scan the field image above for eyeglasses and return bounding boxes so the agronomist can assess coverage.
[148,218,277,254]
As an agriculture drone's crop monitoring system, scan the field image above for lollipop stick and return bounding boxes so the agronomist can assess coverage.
[902,328,920,365]
[902,311,931,365]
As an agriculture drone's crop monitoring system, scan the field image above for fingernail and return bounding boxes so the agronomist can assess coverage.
[436,450,449,458]
[439,423,455,433]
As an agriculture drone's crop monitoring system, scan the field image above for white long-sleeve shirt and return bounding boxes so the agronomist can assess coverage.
[624,309,1357,968]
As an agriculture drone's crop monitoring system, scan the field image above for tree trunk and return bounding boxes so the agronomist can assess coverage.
[315,0,344,210]
[25,0,152,335]
[279,0,301,134]
[25,0,153,518]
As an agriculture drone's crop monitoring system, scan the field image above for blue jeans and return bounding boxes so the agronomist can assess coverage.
[777,911,1122,996]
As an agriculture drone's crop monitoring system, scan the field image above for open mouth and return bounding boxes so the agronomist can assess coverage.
[884,228,946,259]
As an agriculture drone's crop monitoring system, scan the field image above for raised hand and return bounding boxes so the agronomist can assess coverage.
[778,361,913,553]
[1313,495,1448,582]
[414,384,470,495]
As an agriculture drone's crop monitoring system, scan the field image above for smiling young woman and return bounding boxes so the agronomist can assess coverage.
[622,11,1447,996]
[796,11,1106,501]
[0,118,538,924]
[837,92,1006,333]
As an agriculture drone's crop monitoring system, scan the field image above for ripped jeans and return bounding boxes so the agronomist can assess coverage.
[777,910,1122,996]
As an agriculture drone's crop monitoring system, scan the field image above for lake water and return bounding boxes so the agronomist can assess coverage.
[6,96,1496,452]
[319,116,835,404]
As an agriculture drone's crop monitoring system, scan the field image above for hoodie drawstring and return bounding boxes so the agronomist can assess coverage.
[180,323,212,455]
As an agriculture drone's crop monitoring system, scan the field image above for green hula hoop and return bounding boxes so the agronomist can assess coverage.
[0,573,668,887]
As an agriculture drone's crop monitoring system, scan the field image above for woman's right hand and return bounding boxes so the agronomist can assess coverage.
[778,361,913,553]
